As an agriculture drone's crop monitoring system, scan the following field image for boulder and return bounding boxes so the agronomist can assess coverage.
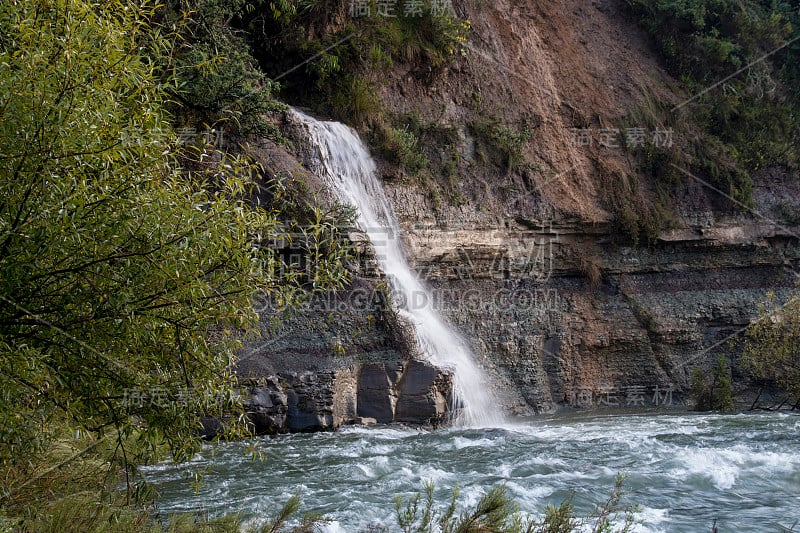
[395,360,452,426]
[357,365,397,423]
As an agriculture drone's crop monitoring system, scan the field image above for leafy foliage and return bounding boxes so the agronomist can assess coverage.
[626,0,800,205]
[391,475,639,533]
[3,482,325,532]
[626,0,794,83]
[470,117,533,172]
[689,355,734,411]
[0,0,349,519]
[244,0,471,124]
[378,125,430,175]
[157,0,288,139]
[394,481,522,533]
[742,291,800,401]
[258,493,329,532]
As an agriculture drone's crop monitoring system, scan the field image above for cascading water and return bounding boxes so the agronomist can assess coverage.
[292,109,501,427]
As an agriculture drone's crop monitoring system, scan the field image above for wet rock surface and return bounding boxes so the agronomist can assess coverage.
[242,361,453,434]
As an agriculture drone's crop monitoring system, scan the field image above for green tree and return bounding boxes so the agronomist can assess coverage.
[742,291,800,403]
[0,0,347,515]
[689,355,734,411]
[157,0,288,140]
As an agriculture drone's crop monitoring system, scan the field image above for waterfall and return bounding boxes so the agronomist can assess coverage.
[292,109,502,427]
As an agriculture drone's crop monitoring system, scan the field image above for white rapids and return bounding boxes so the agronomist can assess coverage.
[144,411,800,532]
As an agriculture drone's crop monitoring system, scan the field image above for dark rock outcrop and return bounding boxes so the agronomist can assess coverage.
[243,361,453,434]
[385,184,800,415]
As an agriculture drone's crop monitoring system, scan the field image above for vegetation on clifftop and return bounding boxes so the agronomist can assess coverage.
[627,0,800,207]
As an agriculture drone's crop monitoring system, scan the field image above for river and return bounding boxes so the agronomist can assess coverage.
[142,410,800,532]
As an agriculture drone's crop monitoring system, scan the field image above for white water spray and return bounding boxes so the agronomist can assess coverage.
[292,109,501,426]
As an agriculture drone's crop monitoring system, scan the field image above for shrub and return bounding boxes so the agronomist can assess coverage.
[159,0,288,140]
[470,118,532,172]
[626,0,800,206]
[690,355,734,411]
[0,0,350,519]
[392,474,639,533]
[378,125,430,174]
[600,171,672,245]
[742,290,800,402]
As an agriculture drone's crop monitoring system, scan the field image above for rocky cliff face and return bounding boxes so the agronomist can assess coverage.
[236,0,800,429]
[386,184,799,415]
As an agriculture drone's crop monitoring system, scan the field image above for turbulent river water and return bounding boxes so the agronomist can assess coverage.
[143,411,800,532]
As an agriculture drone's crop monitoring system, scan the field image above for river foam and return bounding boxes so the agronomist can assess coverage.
[143,411,800,532]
